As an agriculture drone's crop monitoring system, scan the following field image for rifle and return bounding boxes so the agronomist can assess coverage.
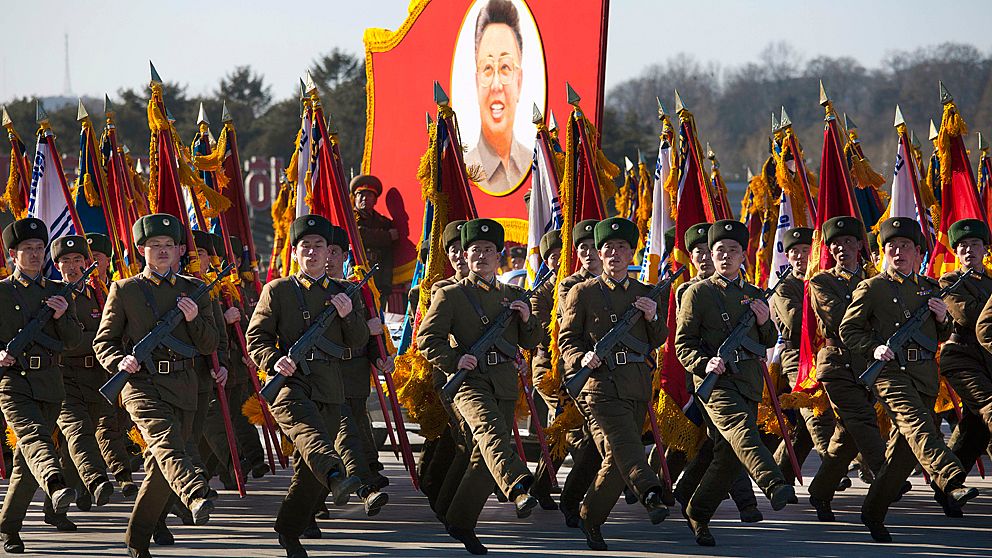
[859,268,973,387]
[695,265,793,403]
[258,264,378,404]
[2,262,98,373]
[99,263,235,404]
[440,269,553,403]
[563,265,687,399]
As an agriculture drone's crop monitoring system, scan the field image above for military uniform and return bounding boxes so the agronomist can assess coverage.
[839,217,973,538]
[417,219,540,553]
[0,219,83,551]
[245,215,369,548]
[675,220,792,544]
[94,214,220,553]
[351,175,395,304]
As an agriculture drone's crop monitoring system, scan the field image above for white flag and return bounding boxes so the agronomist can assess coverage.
[639,140,674,283]
[27,135,77,276]
[767,186,795,289]
[295,109,313,217]
[525,136,562,276]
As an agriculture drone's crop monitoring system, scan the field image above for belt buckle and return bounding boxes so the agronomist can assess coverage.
[157,361,171,374]
[342,348,352,361]
[487,352,499,366]
[610,314,618,323]
[29,356,42,370]
[302,310,311,321]
[481,316,490,325]
[615,351,627,366]
[907,348,919,362]
[306,351,316,362]
[721,312,730,323]
[84,356,95,369]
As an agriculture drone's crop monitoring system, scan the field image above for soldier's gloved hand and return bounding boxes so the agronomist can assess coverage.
[633,296,657,321]
[274,356,297,377]
[928,297,948,323]
[46,295,69,319]
[874,345,895,361]
[177,297,198,322]
[212,366,228,387]
[509,300,530,322]
[224,307,241,324]
[457,354,478,370]
[706,357,726,375]
[749,299,770,325]
[376,356,394,374]
[330,293,353,318]
[119,355,140,374]
[367,317,383,336]
[0,350,15,367]
[581,351,601,369]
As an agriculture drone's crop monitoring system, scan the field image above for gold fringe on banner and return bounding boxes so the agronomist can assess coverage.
[937,102,968,188]
[191,126,228,171]
[242,395,264,426]
[2,153,27,218]
[128,426,148,452]
[655,390,704,457]
[545,401,583,460]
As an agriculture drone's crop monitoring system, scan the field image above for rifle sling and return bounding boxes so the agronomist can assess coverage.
[8,279,63,353]
[459,284,517,362]
[594,282,651,369]
[886,279,939,356]
[289,276,352,367]
[136,276,198,360]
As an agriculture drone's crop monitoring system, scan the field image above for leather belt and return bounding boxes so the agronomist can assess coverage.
[483,351,512,367]
[305,348,353,362]
[605,350,646,369]
[60,355,98,369]
[901,347,935,363]
[14,353,55,371]
[149,359,194,375]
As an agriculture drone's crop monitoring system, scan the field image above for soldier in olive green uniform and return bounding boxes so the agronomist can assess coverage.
[417,218,541,555]
[352,175,398,306]
[0,218,83,554]
[672,223,762,524]
[770,227,836,483]
[676,219,795,547]
[839,216,978,542]
[246,215,368,558]
[935,219,992,516]
[93,214,220,557]
[807,217,884,522]
[559,217,671,551]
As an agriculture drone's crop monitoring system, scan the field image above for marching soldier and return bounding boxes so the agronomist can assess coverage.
[671,222,762,524]
[417,218,541,555]
[351,175,398,306]
[770,227,836,483]
[0,218,83,554]
[93,214,220,557]
[558,217,671,551]
[807,216,885,522]
[936,219,992,516]
[839,216,978,542]
[246,215,368,558]
[676,219,795,547]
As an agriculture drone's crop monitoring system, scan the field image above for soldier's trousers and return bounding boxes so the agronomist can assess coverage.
[335,396,377,485]
[943,366,992,467]
[97,404,134,483]
[687,386,785,522]
[187,371,213,474]
[862,373,968,523]
[949,407,990,475]
[200,380,249,476]
[578,395,662,527]
[231,382,266,468]
[675,436,757,512]
[269,384,345,537]
[774,407,834,484]
[446,387,531,530]
[121,389,206,550]
[0,392,63,535]
[809,375,885,502]
[435,395,473,519]
[57,386,112,492]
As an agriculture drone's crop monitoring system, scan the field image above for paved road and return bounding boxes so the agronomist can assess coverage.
[2,450,990,557]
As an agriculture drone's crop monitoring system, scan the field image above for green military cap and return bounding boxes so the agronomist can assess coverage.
[443,220,467,250]
[350,174,382,196]
[708,219,749,249]
[289,215,334,246]
[665,226,677,249]
[2,217,48,251]
[684,223,711,250]
[822,216,863,244]
[878,216,922,247]
[509,246,526,259]
[209,233,225,257]
[328,225,350,252]
[85,233,112,258]
[539,230,562,259]
[868,230,879,254]
[132,213,182,246]
[783,227,814,252]
[191,230,215,255]
[51,235,88,261]
[572,219,598,247]
[229,236,244,259]
[948,218,989,248]
[461,218,504,251]
[594,217,638,249]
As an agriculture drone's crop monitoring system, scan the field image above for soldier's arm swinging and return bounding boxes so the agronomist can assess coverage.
[245,284,284,377]
[416,287,462,375]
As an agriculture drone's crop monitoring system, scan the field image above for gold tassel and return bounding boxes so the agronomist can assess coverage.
[937,102,968,189]
[280,432,294,457]
[80,173,101,206]
[5,425,16,449]
[191,127,228,171]
[545,401,583,460]
[128,426,148,452]
[654,389,704,458]
[242,396,264,426]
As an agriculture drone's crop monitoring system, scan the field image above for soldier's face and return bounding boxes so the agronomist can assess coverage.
[711,240,744,278]
[475,24,522,152]
[545,248,561,273]
[92,251,111,277]
[955,237,988,269]
[883,237,919,274]
[828,235,861,268]
[326,245,347,278]
[447,243,468,275]
[466,240,498,276]
[599,239,633,277]
[690,244,713,275]
[141,237,179,272]
[576,239,601,272]
[510,256,525,270]
[56,252,87,282]
[355,191,377,211]
[196,248,211,265]
[294,235,330,274]
[11,239,45,274]
[787,244,811,275]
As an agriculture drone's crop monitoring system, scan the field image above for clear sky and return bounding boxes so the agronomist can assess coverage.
[1,0,988,102]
